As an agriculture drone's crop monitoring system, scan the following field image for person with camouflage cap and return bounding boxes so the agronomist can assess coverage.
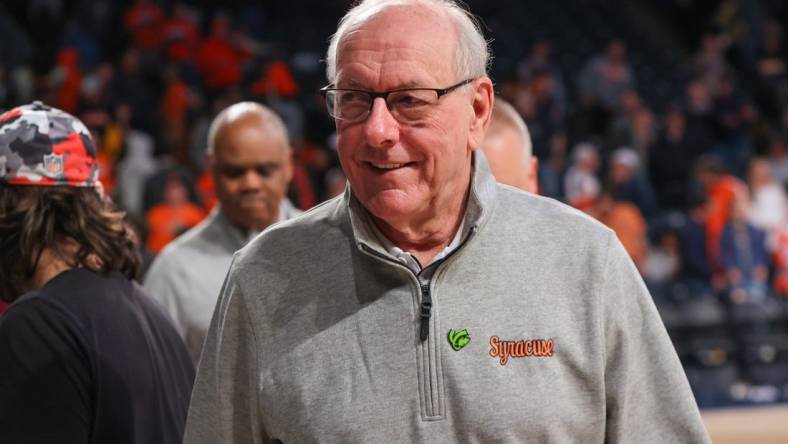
[0,102,194,443]
[0,101,99,187]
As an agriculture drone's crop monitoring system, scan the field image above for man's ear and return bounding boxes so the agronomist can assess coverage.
[526,157,539,194]
[468,77,495,150]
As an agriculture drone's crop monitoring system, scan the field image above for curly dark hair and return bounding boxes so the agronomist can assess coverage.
[0,185,142,303]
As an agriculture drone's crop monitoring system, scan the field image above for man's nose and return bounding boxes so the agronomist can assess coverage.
[363,98,399,148]
[239,170,264,190]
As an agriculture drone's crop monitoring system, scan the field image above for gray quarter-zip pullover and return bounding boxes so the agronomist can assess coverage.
[184,151,710,444]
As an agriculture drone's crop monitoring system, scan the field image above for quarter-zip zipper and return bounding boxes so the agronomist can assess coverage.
[414,226,477,341]
[419,282,432,341]
[357,226,479,420]
[359,225,478,340]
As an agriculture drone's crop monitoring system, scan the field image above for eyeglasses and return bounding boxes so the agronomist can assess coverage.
[320,78,475,124]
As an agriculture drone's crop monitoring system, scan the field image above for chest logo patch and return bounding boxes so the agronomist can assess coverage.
[489,336,554,365]
[447,329,471,351]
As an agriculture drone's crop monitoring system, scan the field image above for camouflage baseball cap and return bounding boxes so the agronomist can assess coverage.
[0,101,99,187]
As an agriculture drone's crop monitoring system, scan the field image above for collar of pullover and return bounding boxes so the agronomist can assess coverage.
[345,149,497,263]
[215,198,299,247]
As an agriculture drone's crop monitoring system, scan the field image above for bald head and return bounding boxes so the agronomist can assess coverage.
[207,102,293,232]
[207,102,289,157]
[481,98,538,193]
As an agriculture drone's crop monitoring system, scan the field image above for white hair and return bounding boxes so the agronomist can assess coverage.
[325,0,490,84]
[572,142,599,164]
[206,102,289,156]
[490,98,533,159]
[611,147,640,170]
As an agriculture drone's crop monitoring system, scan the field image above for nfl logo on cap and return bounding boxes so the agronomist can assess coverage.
[43,153,64,177]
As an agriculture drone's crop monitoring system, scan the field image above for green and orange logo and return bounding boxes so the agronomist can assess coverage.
[447,329,471,351]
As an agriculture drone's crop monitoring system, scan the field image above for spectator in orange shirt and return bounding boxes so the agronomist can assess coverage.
[694,155,747,273]
[251,60,299,98]
[161,67,200,164]
[145,172,206,254]
[162,68,191,128]
[590,191,649,270]
[196,15,249,91]
[123,0,165,51]
[54,48,81,113]
[772,227,788,296]
[162,3,201,64]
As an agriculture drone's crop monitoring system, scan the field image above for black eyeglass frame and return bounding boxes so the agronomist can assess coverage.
[320,78,476,120]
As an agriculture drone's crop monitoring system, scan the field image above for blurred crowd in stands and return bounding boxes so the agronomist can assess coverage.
[1,0,788,407]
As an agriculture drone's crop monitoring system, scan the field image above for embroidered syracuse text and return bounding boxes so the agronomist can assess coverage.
[488,335,554,365]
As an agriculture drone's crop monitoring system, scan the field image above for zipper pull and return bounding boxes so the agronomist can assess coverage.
[419,282,432,341]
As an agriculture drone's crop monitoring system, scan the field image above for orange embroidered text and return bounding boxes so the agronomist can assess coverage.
[488,335,554,365]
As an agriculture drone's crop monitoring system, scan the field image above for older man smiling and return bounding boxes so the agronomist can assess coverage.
[184,1,711,443]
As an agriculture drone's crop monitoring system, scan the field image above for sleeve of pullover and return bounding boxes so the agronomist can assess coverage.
[183,259,271,444]
[601,233,712,444]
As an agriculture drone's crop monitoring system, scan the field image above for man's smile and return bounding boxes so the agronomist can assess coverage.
[365,161,418,172]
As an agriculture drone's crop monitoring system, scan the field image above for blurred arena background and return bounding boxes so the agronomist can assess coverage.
[0,0,787,441]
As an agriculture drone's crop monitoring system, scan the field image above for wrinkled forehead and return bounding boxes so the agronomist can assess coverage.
[335,5,458,87]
